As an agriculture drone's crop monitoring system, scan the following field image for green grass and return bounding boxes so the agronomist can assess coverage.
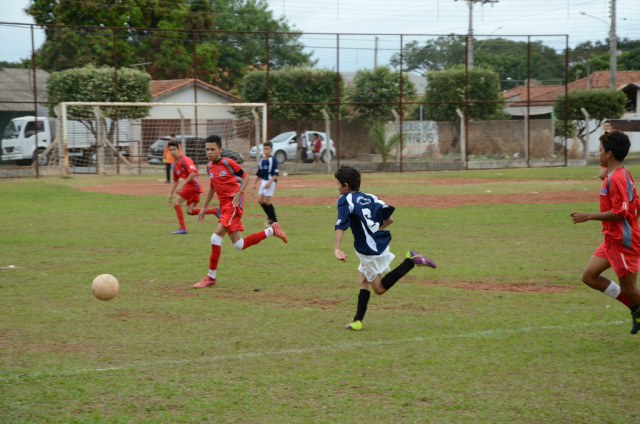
[1,166,639,423]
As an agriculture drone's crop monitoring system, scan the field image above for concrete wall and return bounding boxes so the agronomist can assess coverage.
[268,119,555,160]
[438,119,555,159]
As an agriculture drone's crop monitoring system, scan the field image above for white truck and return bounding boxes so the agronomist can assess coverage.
[1,116,131,166]
[1,116,57,166]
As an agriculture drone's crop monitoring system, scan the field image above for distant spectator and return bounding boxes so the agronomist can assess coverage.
[311,133,322,163]
[300,130,309,162]
[163,134,181,183]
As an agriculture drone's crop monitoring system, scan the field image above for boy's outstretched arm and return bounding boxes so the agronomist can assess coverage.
[334,229,348,261]
[571,210,623,224]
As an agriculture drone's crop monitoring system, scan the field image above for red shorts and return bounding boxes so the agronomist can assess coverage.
[178,186,201,205]
[219,196,244,232]
[594,240,640,277]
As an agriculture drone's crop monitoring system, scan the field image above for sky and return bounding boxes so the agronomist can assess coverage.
[1,0,638,72]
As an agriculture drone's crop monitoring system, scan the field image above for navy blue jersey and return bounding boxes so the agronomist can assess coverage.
[256,156,279,181]
[335,192,395,256]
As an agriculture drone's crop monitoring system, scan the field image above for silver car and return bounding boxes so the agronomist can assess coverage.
[250,131,336,164]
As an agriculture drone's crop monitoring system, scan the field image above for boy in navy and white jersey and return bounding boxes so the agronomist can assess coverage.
[253,141,279,226]
[333,165,436,331]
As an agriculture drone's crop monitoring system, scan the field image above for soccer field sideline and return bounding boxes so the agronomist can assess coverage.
[1,319,625,383]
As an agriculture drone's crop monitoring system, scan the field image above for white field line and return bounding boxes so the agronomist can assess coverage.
[0,320,626,382]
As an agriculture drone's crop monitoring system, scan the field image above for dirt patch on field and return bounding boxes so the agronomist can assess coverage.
[77,177,596,208]
[418,278,572,293]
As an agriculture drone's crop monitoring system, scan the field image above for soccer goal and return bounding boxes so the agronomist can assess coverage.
[50,102,267,173]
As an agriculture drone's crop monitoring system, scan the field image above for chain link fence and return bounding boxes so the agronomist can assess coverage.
[0,23,570,177]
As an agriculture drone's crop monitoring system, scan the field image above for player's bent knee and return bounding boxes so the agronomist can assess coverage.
[371,285,386,295]
[581,271,598,286]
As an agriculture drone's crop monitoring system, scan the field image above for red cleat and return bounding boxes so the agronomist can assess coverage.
[271,222,288,243]
[194,276,216,288]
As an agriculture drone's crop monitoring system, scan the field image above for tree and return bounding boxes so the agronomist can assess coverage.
[569,38,640,81]
[369,123,400,165]
[347,67,417,125]
[421,67,507,152]
[473,39,565,89]
[391,36,565,90]
[389,36,466,75]
[47,65,152,143]
[553,89,626,157]
[240,67,343,161]
[27,0,314,91]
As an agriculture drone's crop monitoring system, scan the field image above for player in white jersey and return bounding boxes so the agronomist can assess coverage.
[333,165,437,331]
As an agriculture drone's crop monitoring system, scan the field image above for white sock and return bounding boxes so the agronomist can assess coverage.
[233,239,244,250]
[211,233,223,246]
[207,270,217,279]
[603,280,621,299]
[265,227,274,237]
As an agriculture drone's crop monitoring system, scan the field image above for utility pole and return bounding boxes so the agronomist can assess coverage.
[374,36,379,68]
[610,0,617,89]
[455,0,499,70]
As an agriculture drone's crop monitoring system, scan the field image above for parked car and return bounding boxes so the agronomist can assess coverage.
[147,135,244,165]
[250,131,336,164]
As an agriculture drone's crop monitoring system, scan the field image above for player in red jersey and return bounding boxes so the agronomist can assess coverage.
[193,135,288,288]
[166,140,219,235]
[571,131,640,334]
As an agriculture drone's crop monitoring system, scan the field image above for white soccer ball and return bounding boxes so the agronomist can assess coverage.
[92,274,119,301]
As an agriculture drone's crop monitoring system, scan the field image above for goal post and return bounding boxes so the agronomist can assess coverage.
[56,102,267,173]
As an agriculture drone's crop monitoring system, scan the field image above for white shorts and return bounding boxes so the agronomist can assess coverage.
[258,179,276,197]
[356,247,395,282]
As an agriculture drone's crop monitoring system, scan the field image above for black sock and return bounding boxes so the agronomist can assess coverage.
[631,303,638,313]
[381,258,415,291]
[260,203,269,219]
[266,204,278,223]
[354,289,371,322]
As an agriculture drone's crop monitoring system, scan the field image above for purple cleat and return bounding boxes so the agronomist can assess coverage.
[214,208,222,220]
[406,250,436,269]
[172,228,188,234]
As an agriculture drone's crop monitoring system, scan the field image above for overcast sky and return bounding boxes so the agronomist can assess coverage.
[1,0,638,72]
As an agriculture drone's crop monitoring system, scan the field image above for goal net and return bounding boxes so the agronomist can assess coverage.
[52,102,266,172]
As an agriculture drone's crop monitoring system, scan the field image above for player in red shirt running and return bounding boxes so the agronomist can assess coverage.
[166,140,219,234]
[194,135,288,288]
[571,131,640,334]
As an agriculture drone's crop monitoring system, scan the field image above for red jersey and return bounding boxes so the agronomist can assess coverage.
[601,167,640,254]
[173,155,203,193]
[206,157,246,202]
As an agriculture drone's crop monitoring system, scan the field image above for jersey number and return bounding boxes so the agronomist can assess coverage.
[362,208,380,232]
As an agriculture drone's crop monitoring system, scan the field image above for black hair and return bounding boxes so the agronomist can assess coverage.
[205,135,222,147]
[167,140,180,149]
[334,165,361,192]
[263,141,273,148]
[170,133,176,138]
[600,131,631,161]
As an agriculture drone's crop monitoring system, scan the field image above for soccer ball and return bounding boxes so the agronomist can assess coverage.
[92,274,119,301]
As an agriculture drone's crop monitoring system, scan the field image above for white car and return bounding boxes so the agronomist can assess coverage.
[250,131,336,164]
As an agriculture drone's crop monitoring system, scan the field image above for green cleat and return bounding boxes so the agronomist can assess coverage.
[345,321,363,331]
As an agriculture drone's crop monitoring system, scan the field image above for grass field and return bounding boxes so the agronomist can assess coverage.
[1,166,639,423]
